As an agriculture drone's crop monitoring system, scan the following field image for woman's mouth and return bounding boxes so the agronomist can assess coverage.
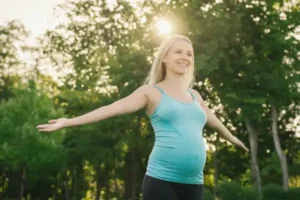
[177,62,188,67]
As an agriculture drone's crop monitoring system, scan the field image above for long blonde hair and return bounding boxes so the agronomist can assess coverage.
[144,34,195,89]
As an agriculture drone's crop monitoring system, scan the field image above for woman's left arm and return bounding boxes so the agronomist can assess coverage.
[190,89,249,152]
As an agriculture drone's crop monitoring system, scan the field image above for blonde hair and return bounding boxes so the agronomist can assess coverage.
[144,34,195,89]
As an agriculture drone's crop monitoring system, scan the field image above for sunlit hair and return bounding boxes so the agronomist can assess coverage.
[144,34,195,89]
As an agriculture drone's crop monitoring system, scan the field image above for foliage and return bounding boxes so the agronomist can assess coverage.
[286,187,300,200]
[0,80,66,198]
[262,184,285,200]
[217,181,245,200]
[203,187,214,200]
[0,0,299,198]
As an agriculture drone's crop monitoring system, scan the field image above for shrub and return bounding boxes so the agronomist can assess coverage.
[262,184,285,200]
[243,187,259,200]
[217,181,244,200]
[286,187,300,200]
[203,188,214,200]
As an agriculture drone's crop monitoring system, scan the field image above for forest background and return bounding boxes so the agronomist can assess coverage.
[0,0,300,199]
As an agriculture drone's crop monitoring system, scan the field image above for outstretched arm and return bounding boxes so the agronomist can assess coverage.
[37,85,149,132]
[190,89,249,152]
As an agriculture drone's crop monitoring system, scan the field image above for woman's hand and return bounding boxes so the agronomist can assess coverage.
[231,136,249,152]
[36,118,70,132]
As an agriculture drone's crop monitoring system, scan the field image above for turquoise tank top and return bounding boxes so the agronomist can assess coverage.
[146,85,207,184]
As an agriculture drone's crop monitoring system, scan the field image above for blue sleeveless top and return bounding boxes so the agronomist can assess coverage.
[146,85,207,184]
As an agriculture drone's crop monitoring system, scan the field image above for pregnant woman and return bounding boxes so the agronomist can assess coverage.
[37,34,248,200]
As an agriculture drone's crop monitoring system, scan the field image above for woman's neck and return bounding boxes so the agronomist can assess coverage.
[161,74,186,91]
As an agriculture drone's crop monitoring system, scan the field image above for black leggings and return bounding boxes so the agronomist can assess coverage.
[142,175,203,200]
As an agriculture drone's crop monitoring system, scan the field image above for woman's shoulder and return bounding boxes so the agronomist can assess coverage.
[188,88,204,102]
[136,84,160,96]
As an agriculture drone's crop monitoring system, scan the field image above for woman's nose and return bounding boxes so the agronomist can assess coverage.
[180,55,191,62]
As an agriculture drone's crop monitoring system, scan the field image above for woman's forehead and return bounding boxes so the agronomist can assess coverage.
[170,40,193,51]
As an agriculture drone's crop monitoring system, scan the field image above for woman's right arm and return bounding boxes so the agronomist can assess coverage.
[37,85,150,132]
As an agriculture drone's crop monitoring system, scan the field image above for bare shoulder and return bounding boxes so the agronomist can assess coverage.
[136,84,151,92]
[135,84,158,98]
[133,85,149,97]
[138,84,161,94]
[189,88,204,103]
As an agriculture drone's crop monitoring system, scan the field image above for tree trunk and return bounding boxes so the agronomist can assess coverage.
[124,150,137,200]
[124,117,141,200]
[0,170,6,199]
[106,183,110,200]
[245,119,262,198]
[64,170,70,200]
[76,165,79,200]
[113,150,120,199]
[76,163,83,200]
[114,176,120,199]
[71,167,75,200]
[95,160,102,200]
[19,167,26,200]
[271,105,289,191]
[72,164,82,200]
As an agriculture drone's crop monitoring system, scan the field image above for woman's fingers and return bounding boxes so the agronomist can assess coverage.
[240,143,249,152]
[243,146,249,152]
[38,126,54,132]
[233,137,249,152]
[37,118,67,132]
[36,124,49,129]
[36,124,55,132]
[48,119,57,124]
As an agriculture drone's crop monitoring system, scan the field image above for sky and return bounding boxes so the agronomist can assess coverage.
[0,0,122,38]
[0,0,66,37]
[0,0,70,81]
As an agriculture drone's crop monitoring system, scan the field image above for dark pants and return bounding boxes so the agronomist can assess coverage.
[142,175,203,200]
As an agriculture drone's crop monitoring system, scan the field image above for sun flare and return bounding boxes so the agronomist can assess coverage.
[155,18,172,34]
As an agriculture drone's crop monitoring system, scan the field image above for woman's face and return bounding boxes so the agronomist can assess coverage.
[163,40,193,76]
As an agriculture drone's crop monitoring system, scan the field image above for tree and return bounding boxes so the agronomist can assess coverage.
[0,81,66,199]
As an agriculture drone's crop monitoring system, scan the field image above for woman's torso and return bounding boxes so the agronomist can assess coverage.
[145,84,207,184]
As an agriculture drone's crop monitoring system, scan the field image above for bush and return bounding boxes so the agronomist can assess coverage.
[286,187,300,200]
[262,184,285,200]
[215,182,300,200]
[243,187,259,200]
[203,188,214,200]
[217,181,244,200]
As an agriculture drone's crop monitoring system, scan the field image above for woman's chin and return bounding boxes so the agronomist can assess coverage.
[170,67,189,76]
[178,68,189,75]
[176,71,188,76]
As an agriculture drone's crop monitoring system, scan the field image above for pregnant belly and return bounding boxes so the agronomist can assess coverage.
[148,146,206,178]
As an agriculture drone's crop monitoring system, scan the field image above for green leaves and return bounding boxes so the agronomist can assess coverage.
[0,81,66,171]
[0,0,299,198]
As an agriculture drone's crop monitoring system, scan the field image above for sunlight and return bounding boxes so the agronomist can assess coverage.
[155,18,172,34]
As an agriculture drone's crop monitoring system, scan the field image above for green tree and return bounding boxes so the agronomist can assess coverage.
[40,0,156,198]
[0,81,66,199]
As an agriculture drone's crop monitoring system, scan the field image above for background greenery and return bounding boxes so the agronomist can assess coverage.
[0,0,299,199]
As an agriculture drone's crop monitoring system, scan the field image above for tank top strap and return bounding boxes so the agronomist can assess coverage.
[187,89,195,100]
[154,85,165,93]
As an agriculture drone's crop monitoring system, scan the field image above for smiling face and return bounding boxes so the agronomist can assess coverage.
[162,40,194,76]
